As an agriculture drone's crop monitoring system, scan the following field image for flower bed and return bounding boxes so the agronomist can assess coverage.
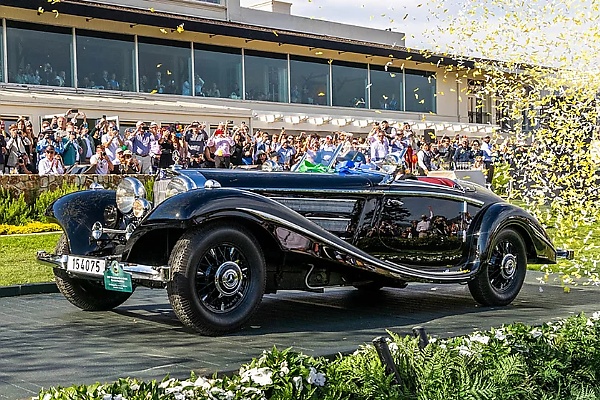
[37,313,600,399]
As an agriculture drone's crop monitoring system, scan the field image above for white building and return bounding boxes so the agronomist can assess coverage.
[0,0,497,137]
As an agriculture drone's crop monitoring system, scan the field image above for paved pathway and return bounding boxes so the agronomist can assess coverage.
[1,272,598,399]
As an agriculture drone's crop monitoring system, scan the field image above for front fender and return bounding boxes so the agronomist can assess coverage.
[469,202,556,272]
[47,189,116,255]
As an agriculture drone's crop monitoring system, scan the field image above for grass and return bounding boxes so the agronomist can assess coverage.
[0,233,61,286]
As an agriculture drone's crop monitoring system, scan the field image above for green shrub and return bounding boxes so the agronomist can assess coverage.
[32,182,80,222]
[143,176,155,202]
[0,189,31,225]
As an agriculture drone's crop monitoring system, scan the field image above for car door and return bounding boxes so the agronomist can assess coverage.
[376,194,469,268]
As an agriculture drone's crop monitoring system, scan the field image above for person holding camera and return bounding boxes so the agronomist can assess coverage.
[90,145,114,175]
[206,122,234,168]
[6,124,32,173]
[38,145,64,175]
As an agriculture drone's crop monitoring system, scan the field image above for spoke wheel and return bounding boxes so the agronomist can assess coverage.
[196,245,250,313]
[53,234,134,311]
[468,229,527,306]
[168,224,266,335]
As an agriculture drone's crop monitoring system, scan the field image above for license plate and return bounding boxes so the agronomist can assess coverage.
[66,256,106,277]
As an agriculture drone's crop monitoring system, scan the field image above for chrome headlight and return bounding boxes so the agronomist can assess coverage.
[165,175,197,198]
[116,177,146,214]
[132,198,152,219]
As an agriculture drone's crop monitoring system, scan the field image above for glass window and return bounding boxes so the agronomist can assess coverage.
[138,37,192,96]
[76,30,135,92]
[332,61,368,108]
[194,44,242,99]
[370,65,403,111]
[290,56,330,106]
[7,21,73,87]
[244,50,288,103]
[0,26,3,83]
[405,69,436,113]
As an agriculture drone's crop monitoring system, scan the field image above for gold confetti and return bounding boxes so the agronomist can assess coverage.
[176,24,185,34]
[159,28,168,34]
[272,30,279,36]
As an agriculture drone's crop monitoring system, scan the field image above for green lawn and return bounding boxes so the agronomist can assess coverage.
[0,233,60,286]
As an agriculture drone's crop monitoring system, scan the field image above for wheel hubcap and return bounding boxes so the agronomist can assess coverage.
[500,254,517,280]
[215,261,243,297]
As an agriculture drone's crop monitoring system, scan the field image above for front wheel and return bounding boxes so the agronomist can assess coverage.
[167,224,266,336]
[53,234,134,311]
[468,229,527,306]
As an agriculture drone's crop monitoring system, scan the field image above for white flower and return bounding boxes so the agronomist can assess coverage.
[279,361,290,376]
[306,367,326,387]
[587,319,594,327]
[470,333,490,345]
[42,394,52,400]
[457,345,472,356]
[531,328,543,339]
[159,378,176,389]
[388,342,399,354]
[494,330,506,341]
[180,380,194,388]
[439,343,447,349]
[241,367,273,386]
[429,337,437,343]
[174,394,185,400]
[103,395,113,400]
[292,376,303,392]
[194,376,211,390]
[591,311,600,321]
[165,387,182,395]
[130,384,140,391]
[224,390,235,400]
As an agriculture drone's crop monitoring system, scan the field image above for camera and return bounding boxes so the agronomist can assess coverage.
[71,109,79,114]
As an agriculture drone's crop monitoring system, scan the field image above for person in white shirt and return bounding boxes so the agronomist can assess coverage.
[90,145,114,175]
[38,145,64,175]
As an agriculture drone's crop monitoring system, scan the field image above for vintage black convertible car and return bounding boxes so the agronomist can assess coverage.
[38,161,571,335]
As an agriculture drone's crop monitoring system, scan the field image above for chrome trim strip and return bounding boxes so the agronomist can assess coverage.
[273,197,358,214]
[237,208,473,282]
[239,187,485,207]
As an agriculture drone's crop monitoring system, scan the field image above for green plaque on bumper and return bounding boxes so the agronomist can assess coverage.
[104,261,133,293]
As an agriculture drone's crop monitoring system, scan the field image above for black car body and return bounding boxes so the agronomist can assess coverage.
[38,166,568,335]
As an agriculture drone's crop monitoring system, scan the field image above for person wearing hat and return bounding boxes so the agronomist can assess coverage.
[130,121,155,174]
[481,135,495,186]
[120,149,140,174]
[416,206,434,238]
[38,145,64,175]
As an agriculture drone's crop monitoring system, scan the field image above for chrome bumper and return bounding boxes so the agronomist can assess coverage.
[556,249,575,260]
[36,251,170,283]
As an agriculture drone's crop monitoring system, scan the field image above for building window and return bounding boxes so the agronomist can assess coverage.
[76,30,135,91]
[405,69,436,113]
[6,21,73,87]
[467,79,491,124]
[194,44,242,99]
[290,56,330,106]
[0,26,3,83]
[332,61,368,108]
[244,50,288,103]
[370,65,403,111]
[138,37,192,96]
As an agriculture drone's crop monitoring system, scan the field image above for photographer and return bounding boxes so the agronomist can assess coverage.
[120,149,140,174]
[90,145,114,175]
[6,124,32,173]
[38,145,64,175]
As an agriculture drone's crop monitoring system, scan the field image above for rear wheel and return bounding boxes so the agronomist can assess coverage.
[167,224,266,336]
[53,234,134,311]
[468,229,527,306]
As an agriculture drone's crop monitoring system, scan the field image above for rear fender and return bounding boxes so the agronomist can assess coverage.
[468,203,556,273]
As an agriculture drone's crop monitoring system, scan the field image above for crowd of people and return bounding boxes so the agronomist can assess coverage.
[0,109,525,185]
